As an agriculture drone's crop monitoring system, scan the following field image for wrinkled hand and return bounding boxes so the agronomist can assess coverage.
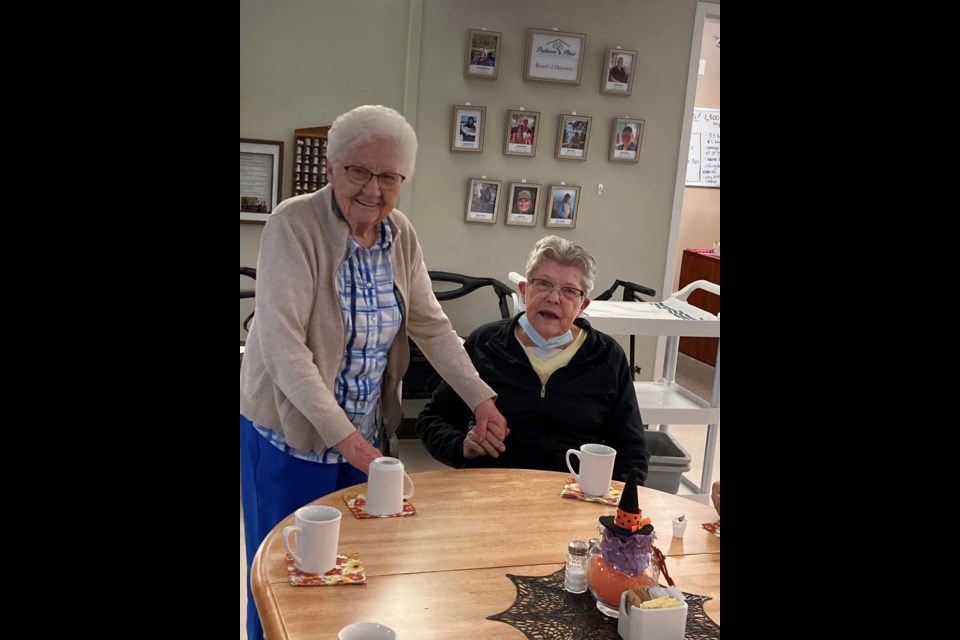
[463,398,509,460]
[335,431,381,475]
[472,398,507,441]
[711,481,720,516]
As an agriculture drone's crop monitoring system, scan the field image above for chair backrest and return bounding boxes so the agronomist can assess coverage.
[593,279,656,302]
[402,271,515,400]
[240,267,257,367]
[240,267,257,332]
[427,271,513,320]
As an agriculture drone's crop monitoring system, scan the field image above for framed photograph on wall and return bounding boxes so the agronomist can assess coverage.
[465,178,502,224]
[504,182,542,227]
[524,28,587,85]
[555,114,592,161]
[600,48,638,96]
[464,29,501,79]
[504,110,540,157]
[609,117,645,164]
[545,184,581,229]
[451,105,486,153]
[240,138,284,223]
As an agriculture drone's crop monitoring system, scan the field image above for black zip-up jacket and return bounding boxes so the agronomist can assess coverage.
[416,315,650,483]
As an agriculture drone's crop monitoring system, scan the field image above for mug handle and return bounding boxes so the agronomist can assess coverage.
[565,449,581,483]
[282,525,302,567]
[402,471,415,499]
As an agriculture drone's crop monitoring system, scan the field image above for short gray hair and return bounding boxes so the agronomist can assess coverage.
[327,105,418,179]
[525,235,597,296]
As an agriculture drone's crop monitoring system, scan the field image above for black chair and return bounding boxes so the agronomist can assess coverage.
[240,267,256,367]
[593,279,656,378]
[401,271,514,401]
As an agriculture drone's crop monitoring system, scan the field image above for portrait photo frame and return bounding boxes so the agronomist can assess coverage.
[465,178,502,224]
[464,29,501,80]
[504,181,542,227]
[524,28,587,85]
[545,184,581,229]
[504,110,541,158]
[555,114,593,161]
[451,105,486,153]
[600,48,638,96]
[609,117,645,164]
[240,138,284,223]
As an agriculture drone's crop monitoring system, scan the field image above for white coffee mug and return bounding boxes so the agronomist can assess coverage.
[339,622,397,640]
[565,443,617,497]
[365,457,414,516]
[281,505,341,574]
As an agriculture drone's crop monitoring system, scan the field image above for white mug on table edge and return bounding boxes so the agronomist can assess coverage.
[339,622,397,640]
[281,505,341,575]
[365,456,414,515]
[565,443,616,497]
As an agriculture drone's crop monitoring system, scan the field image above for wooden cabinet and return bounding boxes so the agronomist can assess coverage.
[293,126,330,196]
[678,249,720,366]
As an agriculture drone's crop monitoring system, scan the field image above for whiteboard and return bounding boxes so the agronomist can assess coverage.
[685,107,720,188]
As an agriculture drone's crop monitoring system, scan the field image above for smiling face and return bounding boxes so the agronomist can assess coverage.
[517,196,532,213]
[519,260,589,339]
[329,141,403,239]
[620,127,633,146]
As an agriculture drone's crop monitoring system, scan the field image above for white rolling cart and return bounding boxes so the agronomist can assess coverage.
[508,273,720,496]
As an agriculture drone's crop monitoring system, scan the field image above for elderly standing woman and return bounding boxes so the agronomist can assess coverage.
[240,105,507,640]
[417,235,649,483]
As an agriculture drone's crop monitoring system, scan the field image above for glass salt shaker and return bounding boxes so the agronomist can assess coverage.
[565,540,589,593]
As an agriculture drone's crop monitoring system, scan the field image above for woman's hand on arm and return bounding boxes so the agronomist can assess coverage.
[334,431,382,475]
[471,398,509,453]
[462,418,510,459]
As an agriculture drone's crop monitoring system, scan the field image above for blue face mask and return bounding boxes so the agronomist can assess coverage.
[518,313,573,349]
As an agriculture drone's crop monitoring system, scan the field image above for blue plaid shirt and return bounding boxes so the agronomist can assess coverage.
[254,200,402,464]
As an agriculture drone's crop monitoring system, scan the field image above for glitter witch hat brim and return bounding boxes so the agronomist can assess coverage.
[598,470,652,536]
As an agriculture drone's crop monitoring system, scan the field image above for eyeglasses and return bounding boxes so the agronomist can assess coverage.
[341,165,406,190]
[528,278,585,301]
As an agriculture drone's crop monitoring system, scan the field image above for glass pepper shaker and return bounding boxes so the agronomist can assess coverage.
[565,540,589,593]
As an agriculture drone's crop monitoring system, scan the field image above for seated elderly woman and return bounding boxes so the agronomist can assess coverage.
[417,235,649,483]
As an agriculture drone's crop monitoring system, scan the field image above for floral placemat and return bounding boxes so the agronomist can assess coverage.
[702,521,720,537]
[343,493,417,519]
[560,477,621,506]
[487,567,720,640]
[286,553,366,586]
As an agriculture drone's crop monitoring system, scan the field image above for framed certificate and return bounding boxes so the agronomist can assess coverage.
[240,138,284,223]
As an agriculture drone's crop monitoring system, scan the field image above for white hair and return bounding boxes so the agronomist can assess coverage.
[525,235,597,295]
[327,105,418,178]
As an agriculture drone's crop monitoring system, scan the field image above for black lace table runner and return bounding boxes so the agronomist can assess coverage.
[487,568,720,640]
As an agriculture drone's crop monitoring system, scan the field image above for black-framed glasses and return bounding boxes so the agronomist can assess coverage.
[528,278,585,301]
[341,165,406,190]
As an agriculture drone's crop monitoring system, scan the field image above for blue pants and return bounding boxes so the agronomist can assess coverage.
[240,415,368,640]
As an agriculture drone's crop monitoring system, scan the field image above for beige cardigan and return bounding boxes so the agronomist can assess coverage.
[240,186,494,454]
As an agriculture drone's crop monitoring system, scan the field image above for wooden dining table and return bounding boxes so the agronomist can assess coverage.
[251,468,720,639]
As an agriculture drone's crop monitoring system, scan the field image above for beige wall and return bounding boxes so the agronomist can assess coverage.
[674,17,720,289]
[241,0,720,379]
